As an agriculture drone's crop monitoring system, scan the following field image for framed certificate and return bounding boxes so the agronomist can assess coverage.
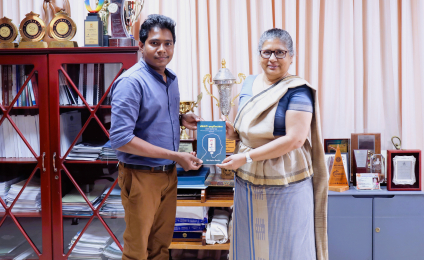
[387,150,421,191]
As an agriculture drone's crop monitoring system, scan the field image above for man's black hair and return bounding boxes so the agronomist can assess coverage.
[139,14,176,44]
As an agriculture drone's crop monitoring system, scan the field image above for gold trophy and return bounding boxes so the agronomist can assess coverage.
[48,10,78,48]
[19,12,48,48]
[203,59,246,121]
[179,93,203,140]
[0,17,18,48]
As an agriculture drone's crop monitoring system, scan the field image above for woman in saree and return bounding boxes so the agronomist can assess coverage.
[217,28,328,260]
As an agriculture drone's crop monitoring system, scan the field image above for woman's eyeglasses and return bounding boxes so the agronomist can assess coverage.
[259,49,288,59]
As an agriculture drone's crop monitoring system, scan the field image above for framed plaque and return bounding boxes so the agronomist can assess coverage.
[387,150,421,191]
[324,138,351,181]
[179,139,197,153]
[226,139,236,155]
[351,133,380,179]
[356,173,381,190]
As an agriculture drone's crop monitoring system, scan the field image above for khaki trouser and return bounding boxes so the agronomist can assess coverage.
[118,163,177,260]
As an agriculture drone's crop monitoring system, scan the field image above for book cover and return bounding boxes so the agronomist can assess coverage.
[197,121,226,165]
[177,166,210,186]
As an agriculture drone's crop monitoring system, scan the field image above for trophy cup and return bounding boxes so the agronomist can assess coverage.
[0,17,18,48]
[18,12,48,48]
[179,93,203,140]
[84,0,105,47]
[48,10,78,48]
[203,59,246,121]
[109,0,144,47]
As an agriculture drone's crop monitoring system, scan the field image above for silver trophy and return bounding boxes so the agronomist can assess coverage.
[108,0,144,46]
[203,59,245,120]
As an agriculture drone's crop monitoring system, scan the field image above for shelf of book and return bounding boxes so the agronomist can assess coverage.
[2,106,39,110]
[59,105,112,109]
[169,241,230,250]
[0,212,42,218]
[0,157,38,163]
[63,160,118,164]
[177,199,233,207]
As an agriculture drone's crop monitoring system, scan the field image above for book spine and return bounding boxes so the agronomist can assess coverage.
[31,74,39,106]
[93,63,99,105]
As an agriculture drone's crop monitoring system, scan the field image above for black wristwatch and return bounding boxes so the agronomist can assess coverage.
[179,114,183,126]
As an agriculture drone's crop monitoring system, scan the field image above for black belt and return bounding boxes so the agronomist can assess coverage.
[121,162,175,172]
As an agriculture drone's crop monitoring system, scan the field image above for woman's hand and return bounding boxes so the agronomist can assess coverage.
[216,154,246,170]
[221,115,239,140]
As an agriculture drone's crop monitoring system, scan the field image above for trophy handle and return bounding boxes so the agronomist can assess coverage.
[203,74,220,107]
[189,93,203,112]
[235,73,246,84]
[230,73,246,106]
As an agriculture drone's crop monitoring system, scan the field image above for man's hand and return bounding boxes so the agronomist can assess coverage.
[182,113,202,130]
[175,152,203,171]
[216,154,246,170]
[221,116,239,140]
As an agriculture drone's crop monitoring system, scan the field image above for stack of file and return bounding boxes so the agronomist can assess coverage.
[0,115,40,158]
[5,177,41,212]
[99,186,124,217]
[66,142,106,161]
[103,241,123,260]
[99,141,117,161]
[62,184,107,216]
[0,176,22,212]
[102,226,124,260]
[174,206,208,236]
[68,220,111,260]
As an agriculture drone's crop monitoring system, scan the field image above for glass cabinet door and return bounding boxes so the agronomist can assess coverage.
[49,51,137,259]
[0,55,51,260]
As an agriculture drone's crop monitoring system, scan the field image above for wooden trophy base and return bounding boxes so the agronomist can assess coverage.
[49,41,78,48]
[329,185,349,192]
[0,42,18,49]
[109,37,135,47]
[18,41,48,48]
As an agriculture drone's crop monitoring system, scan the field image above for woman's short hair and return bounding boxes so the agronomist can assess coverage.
[258,28,294,57]
[139,14,176,44]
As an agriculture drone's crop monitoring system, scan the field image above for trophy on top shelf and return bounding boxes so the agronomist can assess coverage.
[108,0,144,46]
[203,59,246,122]
[18,12,48,48]
[84,0,105,47]
[0,17,18,48]
[48,10,78,48]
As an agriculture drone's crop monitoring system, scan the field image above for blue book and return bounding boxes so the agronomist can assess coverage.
[177,166,210,186]
[197,121,226,165]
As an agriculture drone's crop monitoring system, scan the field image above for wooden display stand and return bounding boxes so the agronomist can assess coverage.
[387,150,421,191]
